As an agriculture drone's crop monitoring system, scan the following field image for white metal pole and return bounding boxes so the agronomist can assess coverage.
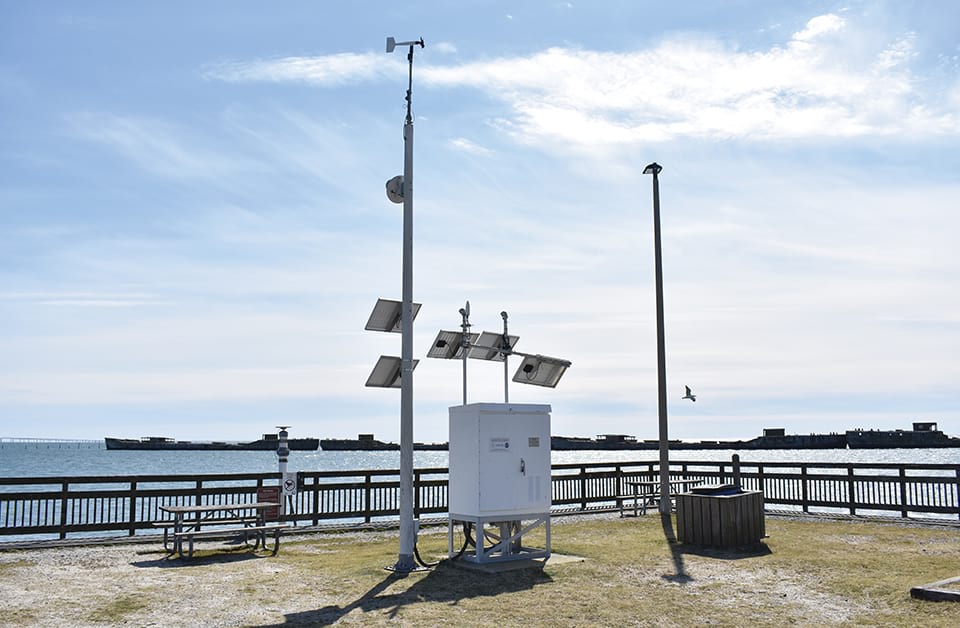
[276,426,290,518]
[276,427,289,476]
[395,42,419,573]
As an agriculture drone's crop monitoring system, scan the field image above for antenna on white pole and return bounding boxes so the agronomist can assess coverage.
[460,301,471,405]
[501,311,510,403]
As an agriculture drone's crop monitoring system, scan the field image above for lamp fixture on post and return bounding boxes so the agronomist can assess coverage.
[643,161,671,515]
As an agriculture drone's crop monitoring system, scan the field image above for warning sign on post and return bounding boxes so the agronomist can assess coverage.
[282,472,298,497]
[257,486,281,521]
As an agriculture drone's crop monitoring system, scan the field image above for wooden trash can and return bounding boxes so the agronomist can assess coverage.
[676,486,765,548]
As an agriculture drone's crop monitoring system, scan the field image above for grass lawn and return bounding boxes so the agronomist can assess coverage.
[265,514,959,626]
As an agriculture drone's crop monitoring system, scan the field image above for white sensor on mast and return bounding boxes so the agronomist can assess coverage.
[386,37,425,53]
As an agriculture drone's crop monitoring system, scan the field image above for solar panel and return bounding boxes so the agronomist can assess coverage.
[426,330,479,359]
[364,298,422,333]
[365,355,419,388]
[468,331,519,362]
[512,355,571,388]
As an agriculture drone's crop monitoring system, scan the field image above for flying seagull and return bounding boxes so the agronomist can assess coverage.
[682,386,696,402]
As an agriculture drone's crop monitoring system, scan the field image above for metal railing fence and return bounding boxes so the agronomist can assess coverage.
[2,460,957,541]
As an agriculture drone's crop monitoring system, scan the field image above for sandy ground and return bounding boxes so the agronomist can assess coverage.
[0,530,350,627]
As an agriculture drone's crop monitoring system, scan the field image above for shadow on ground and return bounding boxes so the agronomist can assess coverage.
[659,513,771,584]
[131,548,267,569]
[256,559,552,626]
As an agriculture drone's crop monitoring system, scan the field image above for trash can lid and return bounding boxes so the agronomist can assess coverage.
[690,483,739,495]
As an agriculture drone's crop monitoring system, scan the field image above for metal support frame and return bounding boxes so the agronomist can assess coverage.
[448,512,551,564]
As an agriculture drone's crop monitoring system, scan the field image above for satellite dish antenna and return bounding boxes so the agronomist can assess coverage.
[459,300,470,319]
[385,175,404,203]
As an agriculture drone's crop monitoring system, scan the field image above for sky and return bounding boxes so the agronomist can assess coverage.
[2,1,959,444]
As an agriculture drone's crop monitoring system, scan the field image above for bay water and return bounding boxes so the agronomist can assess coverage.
[1,441,957,479]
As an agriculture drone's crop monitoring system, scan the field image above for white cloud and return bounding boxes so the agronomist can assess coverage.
[430,41,458,55]
[208,13,960,149]
[790,13,845,43]
[423,31,956,144]
[205,52,397,85]
[875,33,917,70]
[0,365,362,404]
[448,137,492,155]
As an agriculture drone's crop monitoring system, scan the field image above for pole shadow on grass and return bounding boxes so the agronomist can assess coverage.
[660,512,692,584]
[255,560,553,626]
[659,512,771,585]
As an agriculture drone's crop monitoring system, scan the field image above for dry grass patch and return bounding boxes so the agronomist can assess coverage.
[84,593,150,623]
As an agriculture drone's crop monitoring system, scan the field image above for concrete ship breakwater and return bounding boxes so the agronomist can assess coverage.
[320,422,959,451]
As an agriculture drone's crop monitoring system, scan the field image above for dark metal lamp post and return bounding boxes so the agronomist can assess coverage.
[643,161,671,515]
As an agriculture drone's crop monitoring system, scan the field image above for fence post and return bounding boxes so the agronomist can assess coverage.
[414,469,422,519]
[58,481,69,540]
[847,467,856,515]
[955,466,960,522]
[128,480,138,536]
[580,465,588,510]
[311,476,320,526]
[364,473,372,524]
[757,464,765,495]
[732,454,741,490]
[615,465,623,511]
[898,467,908,518]
[801,466,809,513]
[719,463,726,485]
[193,480,203,529]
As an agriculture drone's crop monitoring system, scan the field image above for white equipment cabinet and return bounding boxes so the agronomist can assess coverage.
[447,403,552,564]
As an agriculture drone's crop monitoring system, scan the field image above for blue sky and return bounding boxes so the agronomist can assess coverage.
[2,1,959,443]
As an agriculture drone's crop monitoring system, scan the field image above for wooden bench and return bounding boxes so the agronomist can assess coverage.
[172,523,290,558]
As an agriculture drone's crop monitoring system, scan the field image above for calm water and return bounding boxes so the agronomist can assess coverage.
[0,441,957,478]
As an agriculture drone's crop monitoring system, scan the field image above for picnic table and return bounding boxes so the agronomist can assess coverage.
[619,479,704,517]
[157,501,288,558]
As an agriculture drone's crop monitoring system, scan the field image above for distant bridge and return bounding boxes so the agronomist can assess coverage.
[0,438,103,448]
